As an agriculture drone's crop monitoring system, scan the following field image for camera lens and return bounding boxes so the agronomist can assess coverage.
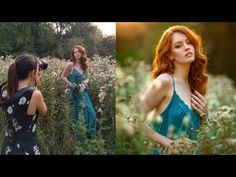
[39,58,48,70]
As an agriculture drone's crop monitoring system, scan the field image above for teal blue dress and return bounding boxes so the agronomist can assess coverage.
[151,75,201,154]
[67,68,96,136]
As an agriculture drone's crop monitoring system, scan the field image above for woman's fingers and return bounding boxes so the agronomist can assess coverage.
[191,93,205,108]
[191,96,204,111]
[194,90,207,105]
[191,101,202,115]
[191,90,208,119]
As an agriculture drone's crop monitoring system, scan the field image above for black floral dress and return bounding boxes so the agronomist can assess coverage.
[0,85,40,155]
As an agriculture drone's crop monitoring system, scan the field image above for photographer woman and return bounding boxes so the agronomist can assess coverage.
[0,54,47,155]
[61,44,96,137]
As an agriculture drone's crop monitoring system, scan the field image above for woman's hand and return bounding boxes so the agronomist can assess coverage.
[191,90,208,122]
[68,82,77,89]
[79,84,86,92]
[29,72,41,88]
[35,73,41,87]
[82,78,89,86]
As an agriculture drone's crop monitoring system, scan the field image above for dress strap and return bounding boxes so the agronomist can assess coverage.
[169,74,175,94]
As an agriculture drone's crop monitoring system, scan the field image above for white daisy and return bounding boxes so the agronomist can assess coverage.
[15,125,22,132]
[33,145,40,155]
[25,152,29,155]
[12,119,22,132]
[19,97,27,105]
[2,90,7,98]
[17,144,20,149]
[32,124,36,133]
[7,106,13,114]
[5,146,12,155]
[12,119,17,127]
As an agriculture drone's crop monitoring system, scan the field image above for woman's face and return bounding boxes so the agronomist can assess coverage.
[170,32,195,65]
[74,48,82,59]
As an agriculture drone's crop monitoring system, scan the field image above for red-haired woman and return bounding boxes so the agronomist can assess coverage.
[138,25,208,154]
[61,44,96,137]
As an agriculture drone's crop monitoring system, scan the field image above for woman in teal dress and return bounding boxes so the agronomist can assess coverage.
[61,44,96,137]
[138,25,209,154]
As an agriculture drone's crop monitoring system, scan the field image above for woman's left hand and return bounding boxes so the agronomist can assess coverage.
[79,84,86,92]
[191,90,208,122]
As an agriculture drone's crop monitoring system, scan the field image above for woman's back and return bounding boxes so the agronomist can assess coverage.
[0,84,40,155]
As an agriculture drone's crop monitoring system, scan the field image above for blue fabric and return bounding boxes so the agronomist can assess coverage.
[151,75,201,154]
[67,69,96,136]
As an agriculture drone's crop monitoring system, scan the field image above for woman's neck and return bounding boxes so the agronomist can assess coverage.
[18,79,30,90]
[173,63,190,85]
[76,58,81,65]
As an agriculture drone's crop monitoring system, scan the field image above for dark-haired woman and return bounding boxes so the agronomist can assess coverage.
[0,54,47,155]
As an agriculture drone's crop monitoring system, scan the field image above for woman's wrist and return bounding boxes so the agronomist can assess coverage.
[68,82,73,88]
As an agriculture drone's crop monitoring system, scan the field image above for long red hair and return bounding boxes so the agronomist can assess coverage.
[152,25,208,95]
[70,44,88,72]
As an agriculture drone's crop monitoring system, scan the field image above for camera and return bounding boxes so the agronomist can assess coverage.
[39,58,48,70]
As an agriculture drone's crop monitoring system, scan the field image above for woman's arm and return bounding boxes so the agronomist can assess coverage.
[27,90,47,118]
[60,62,76,88]
[137,74,174,148]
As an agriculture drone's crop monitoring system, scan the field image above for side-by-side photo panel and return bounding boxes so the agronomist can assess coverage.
[116,22,236,155]
[0,22,116,155]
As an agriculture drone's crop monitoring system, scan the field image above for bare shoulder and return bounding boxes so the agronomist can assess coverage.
[153,73,172,89]
[31,90,43,100]
[65,61,74,68]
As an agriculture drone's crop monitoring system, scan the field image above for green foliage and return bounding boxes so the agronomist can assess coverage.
[98,35,116,58]
[0,22,115,59]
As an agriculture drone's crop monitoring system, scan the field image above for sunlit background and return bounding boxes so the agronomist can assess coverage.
[117,22,236,82]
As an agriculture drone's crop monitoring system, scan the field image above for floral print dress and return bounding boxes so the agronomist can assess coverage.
[0,85,40,155]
